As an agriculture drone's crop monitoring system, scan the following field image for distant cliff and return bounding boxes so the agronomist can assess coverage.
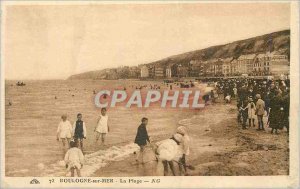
[68,29,290,80]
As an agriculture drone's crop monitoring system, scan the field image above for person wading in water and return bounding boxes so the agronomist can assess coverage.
[73,113,87,151]
[134,117,150,163]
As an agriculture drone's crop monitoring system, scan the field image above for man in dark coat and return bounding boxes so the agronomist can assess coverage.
[269,90,283,134]
[134,117,150,163]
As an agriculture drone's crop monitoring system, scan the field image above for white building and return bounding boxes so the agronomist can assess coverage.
[237,54,256,74]
[140,66,149,78]
[166,67,172,78]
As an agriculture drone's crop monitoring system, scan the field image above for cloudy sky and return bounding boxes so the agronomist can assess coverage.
[3,2,290,79]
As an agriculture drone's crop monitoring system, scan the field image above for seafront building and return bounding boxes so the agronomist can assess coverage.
[230,59,238,76]
[222,57,233,77]
[135,51,289,79]
[177,64,189,78]
[140,65,149,78]
[237,54,256,74]
[189,60,203,77]
[154,65,165,78]
[166,66,172,78]
[269,52,289,75]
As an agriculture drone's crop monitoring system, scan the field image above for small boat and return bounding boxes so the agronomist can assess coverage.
[16,82,26,86]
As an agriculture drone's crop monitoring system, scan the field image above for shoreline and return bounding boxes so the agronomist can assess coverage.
[5,80,289,177]
[92,101,289,176]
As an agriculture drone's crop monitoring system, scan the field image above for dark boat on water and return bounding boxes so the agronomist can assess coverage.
[16,81,26,86]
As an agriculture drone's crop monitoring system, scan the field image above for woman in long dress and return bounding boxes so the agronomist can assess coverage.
[269,90,283,134]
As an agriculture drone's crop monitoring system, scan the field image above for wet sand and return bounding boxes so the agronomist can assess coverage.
[5,80,289,176]
[5,79,206,176]
[93,102,289,176]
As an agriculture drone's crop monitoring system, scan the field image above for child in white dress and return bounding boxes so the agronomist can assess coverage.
[94,108,109,145]
[57,115,73,150]
[156,133,183,176]
[247,98,257,127]
[64,140,84,177]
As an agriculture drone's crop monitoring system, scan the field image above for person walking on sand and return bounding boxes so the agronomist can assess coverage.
[94,108,110,145]
[64,140,84,177]
[73,113,87,150]
[255,94,265,131]
[57,114,73,151]
[134,117,150,163]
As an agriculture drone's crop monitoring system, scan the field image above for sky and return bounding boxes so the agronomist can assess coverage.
[3,2,290,80]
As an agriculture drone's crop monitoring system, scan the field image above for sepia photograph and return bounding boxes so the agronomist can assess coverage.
[1,1,299,188]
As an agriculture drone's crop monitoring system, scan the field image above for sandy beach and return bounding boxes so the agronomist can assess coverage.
[5,80,289,177]
[92,102,289,177]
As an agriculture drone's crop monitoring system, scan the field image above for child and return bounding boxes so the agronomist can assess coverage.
[225,95,231,103]
[176,126,190,175]
[73,113,87,150]
[156,133,183,176]
[57,114,73,150]
[247,98,256,127]
[233,87,238,98]
[134,117,150,163]
[94,108,109,145]
[64,140,84,177]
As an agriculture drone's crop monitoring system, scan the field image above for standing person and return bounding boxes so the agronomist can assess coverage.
[233,86,238,99]
[255,94,265,131]
[210,90,215,103]
[64,140,85,177]
[264,89,271,117]
[94,108,109,145]
[282,89,290,135]
[73,113,87,150]
[237,99,243,124]
[176,126,190,175]
[134,117,150,163]
[57,114,73,151]
[240,100,248,129]
[269,90,283,134]
[247,98,256,127]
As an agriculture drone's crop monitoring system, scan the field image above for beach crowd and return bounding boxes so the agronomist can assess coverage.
[209,78,290,134]
[56,77,290,177]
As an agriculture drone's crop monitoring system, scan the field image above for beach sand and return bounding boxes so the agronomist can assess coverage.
[93,102,289,176]
[5,80,289,176]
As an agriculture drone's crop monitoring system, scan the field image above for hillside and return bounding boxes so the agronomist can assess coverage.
[68,29,290,80]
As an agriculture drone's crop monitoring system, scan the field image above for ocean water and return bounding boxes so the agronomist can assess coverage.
[5,80,207,176]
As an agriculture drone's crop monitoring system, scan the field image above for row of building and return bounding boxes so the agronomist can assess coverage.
[139,51,289,78]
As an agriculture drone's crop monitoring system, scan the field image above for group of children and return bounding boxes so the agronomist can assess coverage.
[56,108,109,177]
[134,118,191,176]
[57,109,191,177]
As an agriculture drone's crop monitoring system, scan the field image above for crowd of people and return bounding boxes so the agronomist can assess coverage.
[56,77,290,177]
[208,78,290,134]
